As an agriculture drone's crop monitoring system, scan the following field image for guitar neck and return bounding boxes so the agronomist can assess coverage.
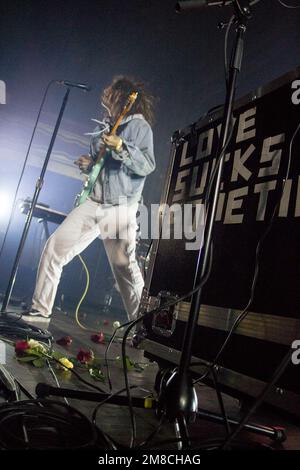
[110,112,125,135]
[95,115,125,164]
[94,92,138,165]
[96,145,107,164]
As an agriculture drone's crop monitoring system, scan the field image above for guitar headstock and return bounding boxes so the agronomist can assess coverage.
[110,91,139,134]
[125,91,138,111]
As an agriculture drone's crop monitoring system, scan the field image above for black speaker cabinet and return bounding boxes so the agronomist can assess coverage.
[140,67,300,416]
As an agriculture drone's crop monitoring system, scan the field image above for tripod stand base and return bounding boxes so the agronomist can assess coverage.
[36,382,286,444]
[197,407,286,443]
[157,370,198,422]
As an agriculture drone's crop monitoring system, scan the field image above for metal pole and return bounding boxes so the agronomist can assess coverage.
[1,88,71,313]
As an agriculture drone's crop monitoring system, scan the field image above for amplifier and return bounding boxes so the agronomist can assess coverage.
[140,66,300,416]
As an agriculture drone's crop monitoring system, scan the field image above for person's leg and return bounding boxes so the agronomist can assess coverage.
[101,204,144,322]
[32,199,100,317]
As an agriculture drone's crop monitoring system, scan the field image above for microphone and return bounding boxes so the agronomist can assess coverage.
[176,0,261,12]
[56,80,91,92]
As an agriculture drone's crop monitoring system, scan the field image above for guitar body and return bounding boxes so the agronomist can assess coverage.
[75,158,105,207]
[74,91,138,207]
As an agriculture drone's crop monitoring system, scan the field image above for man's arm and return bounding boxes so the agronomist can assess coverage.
[75,125,107,174]
[90,125,106,160]
[104,119,155,177]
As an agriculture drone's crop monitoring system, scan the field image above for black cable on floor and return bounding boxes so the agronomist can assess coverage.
[0,399,98,449]
[0,315,53,342]
[210,365,231,437]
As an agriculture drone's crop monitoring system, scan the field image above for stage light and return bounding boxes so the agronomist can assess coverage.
[0,192,12,218]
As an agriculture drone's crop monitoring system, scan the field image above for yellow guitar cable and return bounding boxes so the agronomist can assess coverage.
[74,254,90,331]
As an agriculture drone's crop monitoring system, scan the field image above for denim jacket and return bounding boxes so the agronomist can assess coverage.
[89,114,155,205]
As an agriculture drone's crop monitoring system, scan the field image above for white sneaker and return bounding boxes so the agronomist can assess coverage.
[22,310,51,321]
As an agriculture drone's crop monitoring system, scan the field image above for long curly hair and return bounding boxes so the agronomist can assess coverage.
[102,76,155,126]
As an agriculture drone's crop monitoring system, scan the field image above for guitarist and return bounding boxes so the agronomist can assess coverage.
[23,76,155,324]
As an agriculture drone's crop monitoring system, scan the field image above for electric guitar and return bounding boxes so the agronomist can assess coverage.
[75,91,138,206]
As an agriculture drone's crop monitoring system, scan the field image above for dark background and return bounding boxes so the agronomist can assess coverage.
[0,0,299,317]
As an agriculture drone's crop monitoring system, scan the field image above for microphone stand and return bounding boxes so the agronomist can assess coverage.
[1,88,71,314]
[157,0,252,447]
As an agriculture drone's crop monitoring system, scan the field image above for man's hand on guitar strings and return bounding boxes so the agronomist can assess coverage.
[103,134,123,152]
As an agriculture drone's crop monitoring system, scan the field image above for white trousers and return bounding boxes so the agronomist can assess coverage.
[32,199,144,321]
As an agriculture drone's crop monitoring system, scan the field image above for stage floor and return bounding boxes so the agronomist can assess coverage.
[1,307,299,450]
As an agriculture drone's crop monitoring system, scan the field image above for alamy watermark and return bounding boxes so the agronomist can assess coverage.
[0,80,6,104]
[98,200,206,250]
[291,340,300,365]
[291,80,300,105]
[0,341,6,364]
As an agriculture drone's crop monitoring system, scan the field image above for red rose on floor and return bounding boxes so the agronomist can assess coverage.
[91,332,105,344]
[56,336,72,346]
[76,349,94,364]
[15,340,30,356]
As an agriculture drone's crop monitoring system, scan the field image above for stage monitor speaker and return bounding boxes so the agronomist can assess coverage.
[140,66,300,416]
